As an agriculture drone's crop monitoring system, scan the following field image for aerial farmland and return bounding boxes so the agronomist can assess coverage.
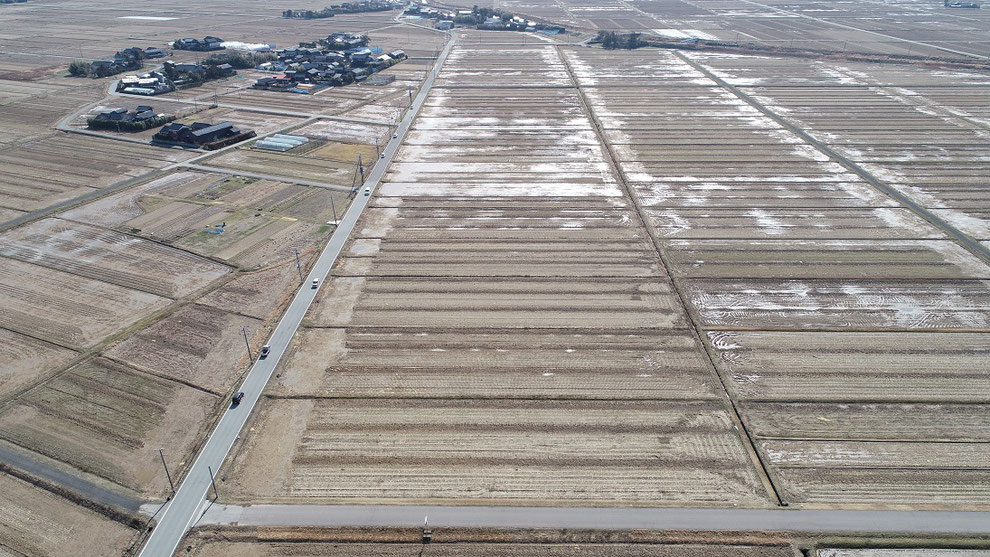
[1,0,989,555]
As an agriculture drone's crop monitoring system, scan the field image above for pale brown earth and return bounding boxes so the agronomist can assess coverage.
[200,262,310,319]
[563,46,990,508]
[0,134,196,213]
[104,303,263,393]
[2,0,990,551]
[186,540,797,557]
[224,37,990,513]
[0,3,420,550]
[0,257,171,349]
[0,474,138,556]
[224,41,773,508]
[0,217,231,297]
[0,357,219,497]
[0,328,77,400]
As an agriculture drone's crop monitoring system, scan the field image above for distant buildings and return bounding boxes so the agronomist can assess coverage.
[93,106,158,122]
[88,106,173,131]
[252,37,405,92]
[172,36,225,51]
[73,46,170,79]
[161,60,236,88]
[118,71,174,95]
[153,121,256,149]
[282,0,402,18]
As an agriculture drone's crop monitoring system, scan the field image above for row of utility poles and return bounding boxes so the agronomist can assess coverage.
[156,449,219,501]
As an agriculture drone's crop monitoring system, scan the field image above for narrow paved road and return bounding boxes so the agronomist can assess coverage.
[203,504,990,535]
[137,33,456,557]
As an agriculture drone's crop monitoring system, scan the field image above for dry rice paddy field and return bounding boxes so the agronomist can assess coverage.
[223,34,990,516]
[2,0,990,550]
[443,0,990,59]
[225,41,774,508]
[181,532,798,557]
[0,166,347,549]
[563,46,990,507]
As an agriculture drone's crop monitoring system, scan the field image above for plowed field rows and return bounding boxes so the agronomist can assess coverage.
[566,47,990,508]
[226,42,770,508]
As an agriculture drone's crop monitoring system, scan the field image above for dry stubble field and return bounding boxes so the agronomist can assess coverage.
[563,46,990,507]
[223,33,990,514]
[223,40,773,508]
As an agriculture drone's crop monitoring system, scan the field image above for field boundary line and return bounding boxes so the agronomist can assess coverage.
[556,45,785,506]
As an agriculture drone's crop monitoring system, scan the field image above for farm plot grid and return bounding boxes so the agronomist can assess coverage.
[223,41,774,508]
[563,46,990,508]
[0,171,347,516]
[0,133,196,215]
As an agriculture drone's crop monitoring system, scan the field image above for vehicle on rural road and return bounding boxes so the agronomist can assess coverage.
[364,187,371,196]
[260,345,270,359]
[231,392,244,406]
[311,278,320,289]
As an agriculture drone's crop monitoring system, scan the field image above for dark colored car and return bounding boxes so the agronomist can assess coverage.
[232,391,245,406]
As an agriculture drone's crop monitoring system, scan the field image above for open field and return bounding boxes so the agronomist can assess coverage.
[2,0,990,550]
[221,35,990,515]
[0,133,195,214]
[443,0,990,59]
[0,357,219,497]
[63,169,349,268]
[222,41,772,509]
[0,473,139,556]
[562,45,990,509]
[184,538,797,557]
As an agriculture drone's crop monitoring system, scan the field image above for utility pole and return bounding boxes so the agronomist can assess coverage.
[358,154,365,184]
[294,249,303,283]
[329,193,338,224]
[158,448,175,496]
[408,86,412,105]
[207,465,219,501]
[242,326,253,362]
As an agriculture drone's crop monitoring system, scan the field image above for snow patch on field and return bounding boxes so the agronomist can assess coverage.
[118,15,178,20]
[653,29,718,40]
[747,209,786,235]
[872,208,918,231]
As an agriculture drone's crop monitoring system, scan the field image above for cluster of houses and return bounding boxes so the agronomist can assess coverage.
[403,4,455,25]
[85,46,167,78]
[88,105,173,131]
[91,106,159,124]
[253,38,405,92]
[118,71,174,95]
[403,4,564,33]
[152,121,255,149]
[172,36,225,51]
[163,60,236,87]
[330,0,402,13]
[282,0,402,18]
